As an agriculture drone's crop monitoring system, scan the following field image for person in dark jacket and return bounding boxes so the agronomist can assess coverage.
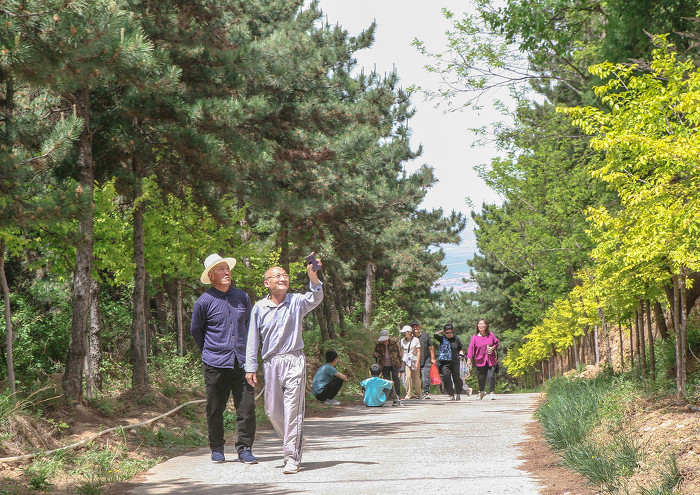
[190,254,257,464]
[373,329,404,402]
[434,323,464,400]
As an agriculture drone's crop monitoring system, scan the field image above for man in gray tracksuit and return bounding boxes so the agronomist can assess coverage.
[245,257,323,474]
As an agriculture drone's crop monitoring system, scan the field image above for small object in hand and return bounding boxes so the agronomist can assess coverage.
[305,253,321,272]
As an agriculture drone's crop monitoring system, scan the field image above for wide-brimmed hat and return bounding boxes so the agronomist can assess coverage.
[200,253,237,284]
[377,330,390,342]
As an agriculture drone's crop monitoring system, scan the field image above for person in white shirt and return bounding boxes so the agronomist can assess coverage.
[399,325,422,399]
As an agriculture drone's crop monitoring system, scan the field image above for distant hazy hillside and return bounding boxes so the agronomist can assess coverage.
[434,241,477,292]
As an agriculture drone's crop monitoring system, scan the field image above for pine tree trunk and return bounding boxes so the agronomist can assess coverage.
[64,87,94,405]
[0,241,15,397]
[638,304,647,379]
[363,260,376,329]
[315,302,330,341]
[85,278,102,399]
[653,301,669,340]
[330,270,346,337]
[131,170,149,391]
[645,299,655,381]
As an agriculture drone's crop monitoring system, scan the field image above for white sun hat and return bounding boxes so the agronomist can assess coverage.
[200,254,237,284]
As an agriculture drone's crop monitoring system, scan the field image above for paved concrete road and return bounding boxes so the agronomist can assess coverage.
[128,392,542,495]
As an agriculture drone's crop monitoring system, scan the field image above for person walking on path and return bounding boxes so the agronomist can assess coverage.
[434,323,464,400]
[245,257,324,474]
[411,320,435,399]
[466,319,499,400]
[190,254,258,464]
[399,325,422,399]
[373,329,403,400]
[312,350,347,406]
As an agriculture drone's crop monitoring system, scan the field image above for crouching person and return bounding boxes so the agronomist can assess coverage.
[312,350,347,406]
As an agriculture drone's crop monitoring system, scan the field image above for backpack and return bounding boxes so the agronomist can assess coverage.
[437,336,452,361]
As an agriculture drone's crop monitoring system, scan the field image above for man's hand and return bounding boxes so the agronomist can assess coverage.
[246,372,257,387]
[307,254,322,284]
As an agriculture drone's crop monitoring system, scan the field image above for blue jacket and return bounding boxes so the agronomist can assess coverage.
[190,287,252,368]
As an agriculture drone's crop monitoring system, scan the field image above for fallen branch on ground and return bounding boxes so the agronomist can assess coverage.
[0,399,206,464]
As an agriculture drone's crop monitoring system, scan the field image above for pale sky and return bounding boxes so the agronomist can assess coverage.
[317,1,506,254]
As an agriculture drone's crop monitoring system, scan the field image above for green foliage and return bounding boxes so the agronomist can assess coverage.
[562,436,640,493]
[71,442,159,494]
[9,276,72,381]
[537,377,602,449]
[134,426,206,455]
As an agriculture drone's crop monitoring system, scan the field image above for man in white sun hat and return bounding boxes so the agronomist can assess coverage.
[190,254,257,464]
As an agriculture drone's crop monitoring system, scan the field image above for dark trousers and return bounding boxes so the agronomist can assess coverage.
[439,360,463,396]
[203,362,256,452]
[476,365,497,393]
[420,360,431,395]
[314,376,345,402]
[382,366,402,399]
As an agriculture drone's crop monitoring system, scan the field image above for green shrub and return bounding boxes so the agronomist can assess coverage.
[537,377,601,449]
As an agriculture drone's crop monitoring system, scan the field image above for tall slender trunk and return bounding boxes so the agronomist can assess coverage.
[645,299,655,381]
[363,260,376,330]
[131,165,149,391]
[638,304,647,379]
[64,87,94,405]
[672,275,682,395]
[634,311,641,375]
[592,325,600,370]
[679,271,688,393]
[618,319,624,372]
[0,241,15,397]
[572,335,579,369]
[177,279,184,356]
[653,301,669,340]
[629,318,634,372]
[85,278,101,399]
[330,270,346,337]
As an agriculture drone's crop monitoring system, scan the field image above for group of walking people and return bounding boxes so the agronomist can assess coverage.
[371,319,500,403]
[189,250,501,476]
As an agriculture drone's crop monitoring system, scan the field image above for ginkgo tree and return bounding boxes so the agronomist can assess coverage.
[559,37,700,395]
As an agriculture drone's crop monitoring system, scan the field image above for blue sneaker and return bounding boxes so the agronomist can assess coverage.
[211,447,225,463]
[238,446,258,464]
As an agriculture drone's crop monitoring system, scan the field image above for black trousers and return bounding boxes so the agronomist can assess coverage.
[439,360,463,396]
[382,366,402,399]
[476,364,497,393]
[314,376,345,401]
[203,362,256,452]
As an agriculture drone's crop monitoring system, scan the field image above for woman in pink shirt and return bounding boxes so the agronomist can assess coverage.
[466,319,499,400]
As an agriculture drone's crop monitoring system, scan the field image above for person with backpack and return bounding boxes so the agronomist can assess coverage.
[433,323,464,400]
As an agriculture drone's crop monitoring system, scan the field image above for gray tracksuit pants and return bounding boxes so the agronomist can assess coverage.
[263,350,306,467]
